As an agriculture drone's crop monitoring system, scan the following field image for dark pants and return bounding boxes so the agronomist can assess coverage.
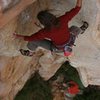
[27,39,53,51]
[27,26,83,51]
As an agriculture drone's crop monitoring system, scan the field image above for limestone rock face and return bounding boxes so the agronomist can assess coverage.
[0,55,40,100]
[0,0,100,99]
[68,0,100,87]
[0,0,20,11]
[0,0,50,56]
[0,18,18,56]
[39,50,66,80]
[0,49,66,100]
[0,0,66,99]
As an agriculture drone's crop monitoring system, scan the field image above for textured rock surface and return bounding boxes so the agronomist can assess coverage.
[0,0,36,29]
[0,0,66,99]
[0,0,50,57]
[0,0,100,99]
[68,0,100,87]
[0,0,20,11]
[39,50,67,80]
[0,55,39,100]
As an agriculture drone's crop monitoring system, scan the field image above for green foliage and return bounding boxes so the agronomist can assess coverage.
[14,61,100,100]
[49,61,84,89]
[14,72,53,100]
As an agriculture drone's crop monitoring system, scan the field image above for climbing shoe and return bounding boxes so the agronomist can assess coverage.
[80,21,89,34]
[20,49,33,56]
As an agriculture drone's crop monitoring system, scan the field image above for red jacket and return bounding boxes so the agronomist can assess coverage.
[67,81,80,94]
[24,6,81,46]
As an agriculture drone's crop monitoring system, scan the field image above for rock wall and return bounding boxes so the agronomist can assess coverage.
[0,0,100,99]
[0,55,39,100]
[0,0,20,12]
[0,0,66,99]
[68,0,100,87]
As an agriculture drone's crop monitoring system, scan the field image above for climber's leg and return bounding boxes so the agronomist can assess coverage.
[19,40,52,56]
[68,26,82,46]
[69,21,89,36]
[68,21,89,46]
[69,26,82,36]
[20,40,56,56]
[27,39,52,51]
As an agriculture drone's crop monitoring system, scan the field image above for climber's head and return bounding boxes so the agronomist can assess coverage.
[37,10,60,30]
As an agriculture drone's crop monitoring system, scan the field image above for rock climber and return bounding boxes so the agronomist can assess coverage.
[14,0,88,56]
[61,81,82,98]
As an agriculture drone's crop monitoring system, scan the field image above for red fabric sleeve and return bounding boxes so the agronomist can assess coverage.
[60,6,81,22]
[67,6,81,21]
[24,29,48,41]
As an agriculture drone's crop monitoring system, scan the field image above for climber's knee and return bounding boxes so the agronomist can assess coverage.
[27,41,37,51]
[27,40,52,51]
[69,26,82,36]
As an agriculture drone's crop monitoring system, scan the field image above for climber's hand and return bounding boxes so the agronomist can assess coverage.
[13,33,24,40]
[76,0,82,7]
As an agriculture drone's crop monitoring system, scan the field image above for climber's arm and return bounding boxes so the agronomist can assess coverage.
[66,0,82,21]
[24,29,48,41]
[59,0,82,21]
[76,0,82,7]
[14,29,49,41]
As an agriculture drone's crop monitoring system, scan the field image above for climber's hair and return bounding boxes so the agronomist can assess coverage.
[37,10,60,30]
